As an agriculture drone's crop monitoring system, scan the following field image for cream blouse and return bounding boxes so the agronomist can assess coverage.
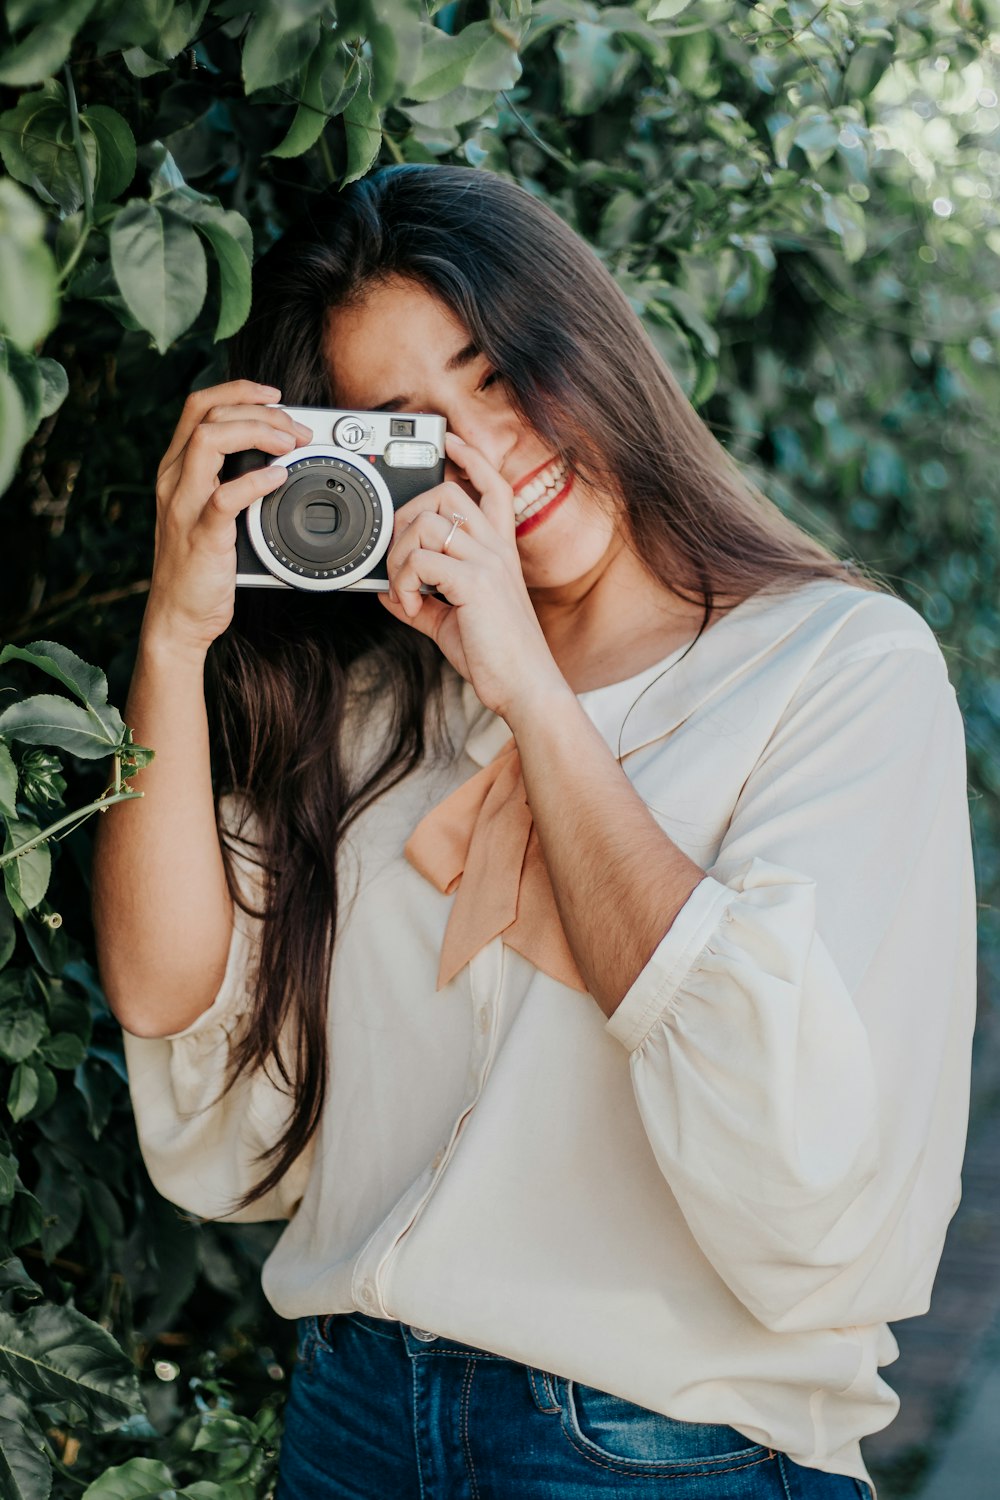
[122,577,977,1486]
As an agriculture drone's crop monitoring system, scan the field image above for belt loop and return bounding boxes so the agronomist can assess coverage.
[526,1365,561,1414]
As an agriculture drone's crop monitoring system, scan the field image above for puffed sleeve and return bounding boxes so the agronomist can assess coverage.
[121,795,314,1223]
[606,633,977,1333]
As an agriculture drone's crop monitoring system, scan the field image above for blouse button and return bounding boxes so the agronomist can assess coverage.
[477,1006,490,1034]
[360,1282,376,1307]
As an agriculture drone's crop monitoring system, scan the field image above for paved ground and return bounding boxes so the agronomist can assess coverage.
[861,1083,1000,1498]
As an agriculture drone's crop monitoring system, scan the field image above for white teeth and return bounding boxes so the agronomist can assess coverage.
[514,459,569,520]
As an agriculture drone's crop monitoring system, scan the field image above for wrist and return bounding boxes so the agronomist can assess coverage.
[501,672,578,736]
[138,611,212,673]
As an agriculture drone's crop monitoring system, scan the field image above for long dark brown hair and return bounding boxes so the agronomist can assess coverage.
[211,163,882,1208]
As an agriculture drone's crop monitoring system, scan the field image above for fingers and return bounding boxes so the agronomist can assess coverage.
[389,545,465,618]
[391,478,486,542]
[164,419,304,526]
[159,381,283,476]
[388,510,473,617]
[445,432,516,542]
[196,464,288,542]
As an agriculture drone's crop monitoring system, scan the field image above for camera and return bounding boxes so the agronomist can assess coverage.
[228,406,446,592]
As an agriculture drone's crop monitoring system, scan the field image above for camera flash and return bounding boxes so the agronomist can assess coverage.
[384,441,439,469]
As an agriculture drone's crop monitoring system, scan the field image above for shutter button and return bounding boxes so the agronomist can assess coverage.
[409,1326,438,1342]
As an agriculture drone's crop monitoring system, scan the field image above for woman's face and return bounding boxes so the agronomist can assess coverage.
[322,277,626,592]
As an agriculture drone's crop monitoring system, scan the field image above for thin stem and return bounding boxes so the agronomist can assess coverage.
[57,223,92,286]
[499,92,575,170]
[0,787,143,868]
[63,64,94,227]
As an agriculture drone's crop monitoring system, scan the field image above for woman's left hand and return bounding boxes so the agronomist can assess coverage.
[379,432,567,720]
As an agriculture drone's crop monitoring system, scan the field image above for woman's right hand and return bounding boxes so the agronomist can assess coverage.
[143,381,313,654]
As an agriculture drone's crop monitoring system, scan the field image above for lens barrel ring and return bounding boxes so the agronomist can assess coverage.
[245,444,393,591]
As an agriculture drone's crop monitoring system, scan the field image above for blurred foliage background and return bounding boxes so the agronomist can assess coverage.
[0,1,998,1496]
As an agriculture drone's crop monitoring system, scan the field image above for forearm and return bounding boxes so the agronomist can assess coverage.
[91,618,233,1037]
[507,684,705,1017]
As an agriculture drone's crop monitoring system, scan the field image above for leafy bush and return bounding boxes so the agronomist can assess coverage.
[0,1,998,1495]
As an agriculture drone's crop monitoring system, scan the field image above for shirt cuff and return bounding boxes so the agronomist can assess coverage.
[158,914,252,1043]
[605,876,736,1053]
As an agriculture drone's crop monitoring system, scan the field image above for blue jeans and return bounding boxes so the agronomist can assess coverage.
[276,1312,873,1499]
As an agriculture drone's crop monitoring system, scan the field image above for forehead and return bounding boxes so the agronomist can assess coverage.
[323,276,471,406]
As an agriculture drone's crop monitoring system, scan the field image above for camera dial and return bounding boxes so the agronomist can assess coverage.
[245,444,392,590]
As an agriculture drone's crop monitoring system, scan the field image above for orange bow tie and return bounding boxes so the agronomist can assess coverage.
[404,738,587,993]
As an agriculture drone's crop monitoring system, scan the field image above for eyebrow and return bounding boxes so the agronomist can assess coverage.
[366,341,482,412]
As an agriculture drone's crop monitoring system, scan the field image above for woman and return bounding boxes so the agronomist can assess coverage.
[92,165,976,1499]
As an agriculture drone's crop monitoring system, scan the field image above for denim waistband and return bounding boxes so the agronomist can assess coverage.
[337,1310,515,1360]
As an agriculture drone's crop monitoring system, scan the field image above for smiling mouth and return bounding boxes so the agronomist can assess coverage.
[513,457,570,524]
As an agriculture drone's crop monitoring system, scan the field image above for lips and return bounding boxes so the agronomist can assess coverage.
[515,471,574,537]
[513,456,570,523]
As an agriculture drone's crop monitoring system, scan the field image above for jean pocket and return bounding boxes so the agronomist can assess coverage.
[560,1381,772,1476]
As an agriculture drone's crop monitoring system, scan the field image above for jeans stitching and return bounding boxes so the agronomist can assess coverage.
[526,1367,561,1414]
[460,1359,481,1500]
[560,1382,775,1477]
[777,1451,795,1500]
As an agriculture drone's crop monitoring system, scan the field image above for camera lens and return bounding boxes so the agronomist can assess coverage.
[257,455,385,581]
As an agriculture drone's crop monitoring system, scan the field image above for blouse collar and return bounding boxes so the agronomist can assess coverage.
[461,578,865,770]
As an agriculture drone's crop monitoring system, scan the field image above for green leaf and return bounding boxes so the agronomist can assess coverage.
[39,1032,86,1069]
[821,194,866,264]
[242,2,322,94]
[0,347,67,443]
[81,1457,178,1499]
[0,179,58,349]
[0,1155,16,1209]
[0,979,48,1063]
[36,359,67,420]
[403,86,497,131]
[0,1257,42,1301]
[555,22,636,115]
[85,106,137,203]
[7,1061,39,1121]
[0,901,14,971]
[200,222,252,341]
[109,201,208,353]
[1,343,42,433]
[122,46,169,78]
[3,820,51,911]
[149,0,210,62]
[0,641,109,707]
[406,22,493,102]
[648,0,693,16]
[0,695,122,759]
[156,196,253,342]
[0,744,17,819]
[342,73,382,185]
[0,369,28,498]
[268,29,352,160]
[0,1302,142,1430]
[0,0,98,86]
[0,82,95,214]
[0,1388,51,1500]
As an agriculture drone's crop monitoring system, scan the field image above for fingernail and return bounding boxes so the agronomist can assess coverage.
[257,384,281,397]
[447,432,467,445]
